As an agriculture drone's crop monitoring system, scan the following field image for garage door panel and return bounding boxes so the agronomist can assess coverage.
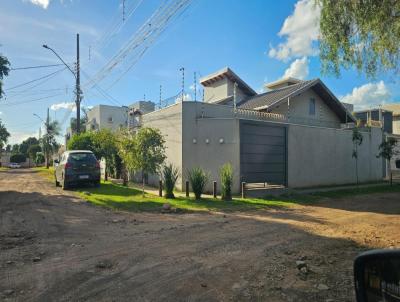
[241,163,285,173]
[241,135,285,146]
[241,144,284,155]
[244,172,285,184]
[240,121,287,186]
[240,154,285,164]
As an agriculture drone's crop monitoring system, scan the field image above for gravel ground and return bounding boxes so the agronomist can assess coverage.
[0,169,399,302]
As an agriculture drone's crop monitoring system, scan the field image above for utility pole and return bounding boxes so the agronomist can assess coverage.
[159,85,162,109]
[76,33,81,134]
[180,67,185,102]
[46,108,50,169]
[194,72,197,102]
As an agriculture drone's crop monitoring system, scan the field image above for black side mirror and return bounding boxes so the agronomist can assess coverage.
[354,249,400,301]
[54,159,59,164]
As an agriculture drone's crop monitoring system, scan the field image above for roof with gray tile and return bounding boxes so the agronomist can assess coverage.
[238,80,316,110]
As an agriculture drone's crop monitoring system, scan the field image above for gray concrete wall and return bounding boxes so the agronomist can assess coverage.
[287,125,383,187]
[271,88,341,126]
[182,102,241,193]
[141,103,183,188]
[203,78,229,103]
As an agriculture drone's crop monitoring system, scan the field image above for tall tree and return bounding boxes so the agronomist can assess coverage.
[41,120,60,169]
[352,127,363,186]
[117,127,166,196]
[318,0,400,77]
[377,137,399,185]
[0,53,10,99]
[0,119,10,166]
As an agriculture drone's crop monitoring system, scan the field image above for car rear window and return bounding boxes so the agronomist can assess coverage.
[68,153,97,163]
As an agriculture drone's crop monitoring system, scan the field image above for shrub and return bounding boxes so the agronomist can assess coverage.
[10,153,26,163]
[187,167,209,200]
[220,163,233,201]
[163,163,179,199]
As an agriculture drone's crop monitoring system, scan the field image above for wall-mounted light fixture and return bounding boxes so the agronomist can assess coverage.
[219,138,224,144]
[192,138,197,144]
[205,138,210,144]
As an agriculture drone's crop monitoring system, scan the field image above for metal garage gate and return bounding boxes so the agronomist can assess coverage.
[240,121,287,186]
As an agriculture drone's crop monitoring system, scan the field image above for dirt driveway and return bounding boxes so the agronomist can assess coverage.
[0,169,399,302]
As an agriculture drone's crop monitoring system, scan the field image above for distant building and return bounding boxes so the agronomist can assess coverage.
[86,101,155,132]
[354,109,393,134]
[382,104,400,135]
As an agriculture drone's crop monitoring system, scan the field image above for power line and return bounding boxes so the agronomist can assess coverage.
[10,63,64,71]
[83,0,192,90]
[5,68,66,91]
[0,93,65,107]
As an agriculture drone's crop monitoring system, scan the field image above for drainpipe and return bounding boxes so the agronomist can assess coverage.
[287,97,290,122]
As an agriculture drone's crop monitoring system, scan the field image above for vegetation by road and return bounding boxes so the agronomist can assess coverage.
[34,166,400,213]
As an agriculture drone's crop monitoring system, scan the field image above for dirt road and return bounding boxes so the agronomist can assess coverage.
[0,169,399,301]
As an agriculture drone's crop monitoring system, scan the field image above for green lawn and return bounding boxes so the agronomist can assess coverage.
[30,166,400,213]
[0,167,9,171]
[74,182,295,213]
[310,183,400,199]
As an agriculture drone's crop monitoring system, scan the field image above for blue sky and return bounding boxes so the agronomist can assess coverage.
[0,0,399,144]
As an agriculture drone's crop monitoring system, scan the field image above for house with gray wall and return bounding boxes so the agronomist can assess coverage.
[139,67,384,193]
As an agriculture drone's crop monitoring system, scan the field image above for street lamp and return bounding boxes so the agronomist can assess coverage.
[33,110,51,168]
[42,34,82,134]
[42,45,77,79]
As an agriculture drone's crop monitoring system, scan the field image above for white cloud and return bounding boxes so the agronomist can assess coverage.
[175,93,192,103]
[282,57,309,79]
[340,81,391,110]
[0,112,2,115]
[28,0,51,9]
[50,102,76,111]
[8,131,38,145]
[269,0,321,61]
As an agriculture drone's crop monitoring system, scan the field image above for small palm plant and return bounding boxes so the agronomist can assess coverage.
[220,163,233,201]
[163,163,179,198]
[187,167,209,200]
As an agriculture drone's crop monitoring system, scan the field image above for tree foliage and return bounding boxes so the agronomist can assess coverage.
[10,153,26,163]
[220,163,233,201]
[352,127,363,186]
[0,53,10,99]
[162,163,179,199]
[35,152,45,164]
[187,167,209,200]
[377,137,398,161]
[41,120,60,168]
[0,119,10,150]
[68,129,121,178]
[318,0,400,77]
[117,127,166,195]
[27,144,42,160]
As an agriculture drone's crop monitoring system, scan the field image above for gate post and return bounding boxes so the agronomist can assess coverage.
[241,182,246,198]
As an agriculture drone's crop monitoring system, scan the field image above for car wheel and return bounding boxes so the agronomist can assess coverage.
[55,177,60,187]
[62,176,69,190]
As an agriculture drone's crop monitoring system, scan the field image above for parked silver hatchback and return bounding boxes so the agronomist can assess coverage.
[54,150,100,190]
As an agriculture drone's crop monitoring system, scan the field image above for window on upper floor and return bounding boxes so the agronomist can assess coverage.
[107,116,113,123]
[309,98,316,115]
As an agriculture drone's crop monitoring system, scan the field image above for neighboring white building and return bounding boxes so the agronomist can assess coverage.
[86,101,155,132]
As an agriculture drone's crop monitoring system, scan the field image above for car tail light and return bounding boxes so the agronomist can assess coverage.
[95,161,100,169]
[65,162,72,169]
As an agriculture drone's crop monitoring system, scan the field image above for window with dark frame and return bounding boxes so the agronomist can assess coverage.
[309,98,316,115]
